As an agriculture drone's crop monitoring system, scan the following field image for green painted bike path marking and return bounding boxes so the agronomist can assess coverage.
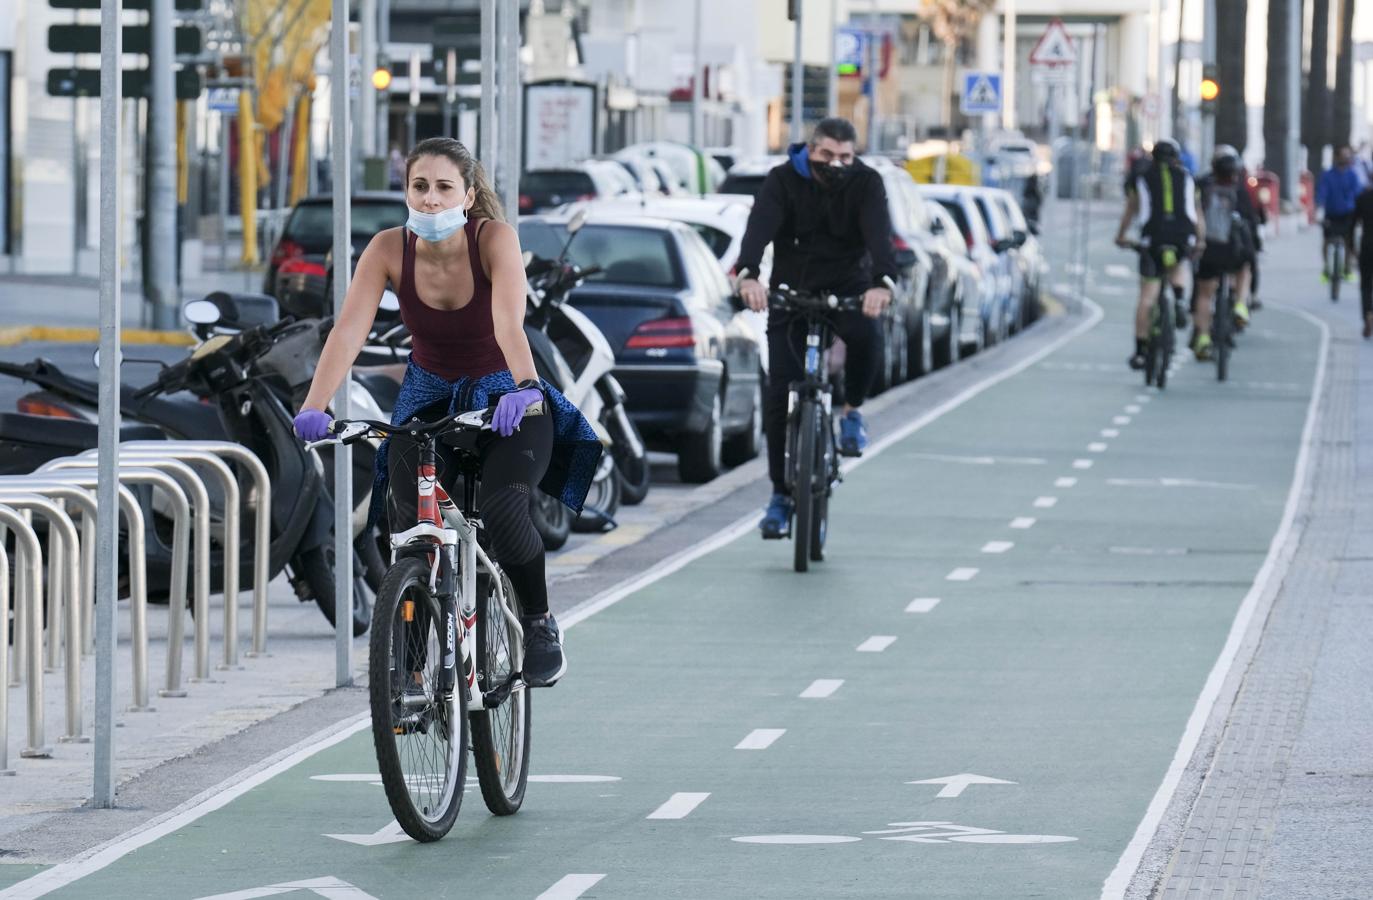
[17,301,1322,900]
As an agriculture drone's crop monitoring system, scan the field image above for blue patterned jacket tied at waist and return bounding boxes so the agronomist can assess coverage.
[368,361,602,527]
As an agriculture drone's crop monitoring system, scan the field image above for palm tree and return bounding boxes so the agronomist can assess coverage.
[1333,0,1355,148]
[1305,0,1332,167]
[1263,0,1297,198]
[921,0,997,134]
[1215,0,1246,151]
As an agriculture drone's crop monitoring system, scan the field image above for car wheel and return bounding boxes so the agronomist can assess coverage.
[891,320,910,384]
[936,305,961,368]
[913,308,934,376]
[722,380,764,467]
[678,393,723,483]
[967,309,986,355]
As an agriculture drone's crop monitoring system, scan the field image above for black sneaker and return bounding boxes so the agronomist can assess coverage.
[1174,299,1188,330]
[522,613,566,687]
[1128,352,1146,371]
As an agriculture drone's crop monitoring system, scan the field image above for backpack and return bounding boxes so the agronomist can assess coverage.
[1203,180,1256,257]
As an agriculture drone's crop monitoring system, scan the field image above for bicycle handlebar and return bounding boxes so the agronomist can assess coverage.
[302,401,547,452]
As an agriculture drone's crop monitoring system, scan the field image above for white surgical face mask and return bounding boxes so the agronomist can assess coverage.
[406,203,467,242]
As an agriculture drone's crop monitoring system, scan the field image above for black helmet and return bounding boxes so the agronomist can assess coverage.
[1152,138,1180,164]
[1212,144,1240,178]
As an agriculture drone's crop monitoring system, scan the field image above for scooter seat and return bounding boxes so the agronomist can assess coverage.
[0,412,165,475]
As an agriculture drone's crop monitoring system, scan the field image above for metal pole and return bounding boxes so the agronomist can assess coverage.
[480,0,497,173]
[691,0,703,147]
[791,2,805,143]
[406,50,420,149]
[331,0,354,687]
[866,11,879,152]
[828,0,839,117]
[1202,0,1216,162]
[218,113,230,269]
[361,0,378,158]
[1286,0,1303,195]
[443,48,456,139]
[499,3,521,221]
[94,0,123,809]
[379,0,392,154]
[148,0,177,329]
[1002,0,1017,132]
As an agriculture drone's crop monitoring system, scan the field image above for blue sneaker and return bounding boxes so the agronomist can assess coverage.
[839,410,868,457]
[759,493,793,539]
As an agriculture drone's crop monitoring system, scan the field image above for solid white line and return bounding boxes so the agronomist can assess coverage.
[1102,307,1330,898]
[646,792,711,820]
[1009,517,1037,530]
[905,597,941,613]
[800,678,845,698]
[945,567,979,581]
[1101,428,1120,438]
[1087,442,1109,453]
[981,541,1014,554]
[1073,459,1094,469]
[856,635,898,652]
[536,874,607,900]
[1033,496,1058,509]
[1056,477,1079,488]
[1114,416,1132,425]
[4,296,1112,900]
[735,728,786,750]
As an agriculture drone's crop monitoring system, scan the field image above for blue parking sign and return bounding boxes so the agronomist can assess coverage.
[961,72,1002,114]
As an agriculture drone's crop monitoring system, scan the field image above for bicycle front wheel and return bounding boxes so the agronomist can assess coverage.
[470,570,531,816]
[1331,243,1343,302]
[809,410,831,563]
[1214,281,1232,382]
[792,399,818,573]
[369,555,468,842]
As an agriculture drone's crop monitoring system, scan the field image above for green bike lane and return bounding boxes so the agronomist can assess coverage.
[7,296,1322,899]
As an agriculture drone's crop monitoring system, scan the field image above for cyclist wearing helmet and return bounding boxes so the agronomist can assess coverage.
[1115,138,1203,370]
[1192,145,1260,359]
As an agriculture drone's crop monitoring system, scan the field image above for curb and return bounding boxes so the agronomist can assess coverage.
[0,326,195,348]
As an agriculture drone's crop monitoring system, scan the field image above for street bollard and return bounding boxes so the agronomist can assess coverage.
[0,506,48,759]
[121,440,272,658]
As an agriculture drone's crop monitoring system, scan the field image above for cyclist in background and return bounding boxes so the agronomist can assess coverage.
[1353,181,1373,338]
[1192,145,1260,360]
[1317,145,1364,283]
[735,117,897,539]
[1115,138,1202,370]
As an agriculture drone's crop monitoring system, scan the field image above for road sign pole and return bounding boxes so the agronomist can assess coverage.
[827,0,839,116]
[330,0,353,688]
[866,25,878,151]
[94,0,123,809]
[1002,0,1017,132]
[361,0,377,158]
[147,0,177,329]
[791,2,803,143]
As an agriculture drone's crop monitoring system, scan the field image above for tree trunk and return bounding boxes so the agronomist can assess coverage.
[1215,0,1247,151]
[1171,0,1187,137]
[1264,0,1294,196]
[1332,0,1355,148]
[1305,0,1332,167]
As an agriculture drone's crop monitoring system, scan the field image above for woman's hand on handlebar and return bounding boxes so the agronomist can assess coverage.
[294,408,332,442]
[862,286,893,319]
[739,278,768,312]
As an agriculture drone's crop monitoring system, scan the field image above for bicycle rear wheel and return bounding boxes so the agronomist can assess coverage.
[470,570,531,816]
[369,555,467,842]
[792,399,818,573]
[1214,279,1232,382]
[1155,294,1173,390]
[1331,243,1343,302]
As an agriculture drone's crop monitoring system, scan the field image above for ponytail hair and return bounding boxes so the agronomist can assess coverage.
[404,137,505,223]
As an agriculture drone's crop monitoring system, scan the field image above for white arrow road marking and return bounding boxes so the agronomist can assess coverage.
[536,874,607,900]
[1072,459,1094,469]
[736,728,786,750]
[1106,477,1256,490]
[1033,496,1058,508]
[1009,517,1036,529]
[800,678,845,698]
[906,774,1018,798]
[1055,477,1078,488]
[857,635,897,652]
[322,821,411,846]
[905,597,941,613]
[194,877,381,900]
[945,567,979,581]
[647,792,710,819]
[981,541,1014,554]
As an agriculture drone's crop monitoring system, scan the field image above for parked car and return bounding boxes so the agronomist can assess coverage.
[984,187,1046,328]
[920,184,1016,345]
[264,192,407,304]
[928,203,991,356]
[611,156,686,198]
[518,213,765,483]
[614,142,727,195]
[519,161,639,214]
[716,156,786,198]
[703,146,744,172]
[963,187,1028,332]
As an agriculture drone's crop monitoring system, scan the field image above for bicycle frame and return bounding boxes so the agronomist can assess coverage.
[784,321,836,493]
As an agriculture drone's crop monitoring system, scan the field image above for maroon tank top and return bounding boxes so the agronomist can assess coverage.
[398,218,508,380]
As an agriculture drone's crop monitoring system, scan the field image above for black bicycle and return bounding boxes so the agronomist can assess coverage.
[767,286,865,573]
[1211,268,1235,382]
[1124,242,1177,390]
[307,404,540,841]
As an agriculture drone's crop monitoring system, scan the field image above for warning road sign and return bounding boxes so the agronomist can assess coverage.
[961,72,1002,115]
[1030,18,1077,67]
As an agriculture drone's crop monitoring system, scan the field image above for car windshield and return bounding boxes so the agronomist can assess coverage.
[284,200,407,244]
[517,222,684,288]
[936,200,973,245]
[719,174,767,197]
[523,171,597,197]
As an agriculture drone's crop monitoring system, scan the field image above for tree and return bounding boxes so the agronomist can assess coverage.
[1215,0,1246,151]
[1333,0,1355,148]
[1263,0,1298,198]
[921,0,997,135]
[1305,0,1332,168]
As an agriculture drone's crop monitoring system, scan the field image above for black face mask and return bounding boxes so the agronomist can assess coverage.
[811,160,854,189]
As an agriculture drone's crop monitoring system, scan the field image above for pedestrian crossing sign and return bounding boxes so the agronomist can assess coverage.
[961,72,1002,114]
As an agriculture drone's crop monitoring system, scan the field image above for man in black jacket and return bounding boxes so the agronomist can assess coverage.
[735,117,898,539]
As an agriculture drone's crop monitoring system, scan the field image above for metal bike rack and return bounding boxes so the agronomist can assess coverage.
[39,460,194,697]
[81,444,254,667]
[0,475,152,710]
[0,506,47,761]
[0,494,83,743]
[42,458,211,684]
[120,441,272,657]
[0,543,10,774]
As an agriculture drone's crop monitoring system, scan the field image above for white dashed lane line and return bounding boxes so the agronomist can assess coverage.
[856,635,898,653]
[1056,477,1078,488]
[1087,442,1109,453]
[646,793,711,820]
[735,729,787,750]
[1073,459,1094,469]
[1114,415,1132,425]
[905,597,942,613]
[1101,428,1120,438]
[981,541,1015,554]
[1033,496,1059,509]
[945,567,979,582]
[1009,517,1037,529]
[799,679,845,698]
[1125,404,1142,414]
[536,874,607,900]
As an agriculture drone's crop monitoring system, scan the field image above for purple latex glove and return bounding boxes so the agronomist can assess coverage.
[492,387,543,437]
[293,408,332,442]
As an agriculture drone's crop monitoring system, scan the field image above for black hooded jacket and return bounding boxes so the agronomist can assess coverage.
[736,143,899,297]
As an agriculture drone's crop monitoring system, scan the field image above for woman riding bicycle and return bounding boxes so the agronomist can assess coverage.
[293,137,600,687]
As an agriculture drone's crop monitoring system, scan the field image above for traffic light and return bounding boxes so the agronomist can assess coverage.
[372,66,392,91]
[1200,64,1219,115]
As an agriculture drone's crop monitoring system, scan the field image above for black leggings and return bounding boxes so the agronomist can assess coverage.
[387,404,554,616]
[765,309,881,495]
[1361,251,1373,318]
